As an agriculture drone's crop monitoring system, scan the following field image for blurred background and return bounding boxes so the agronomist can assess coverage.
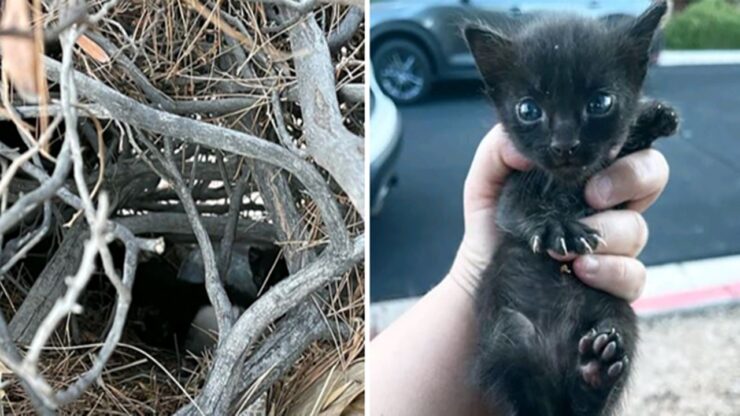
[369,0,740,413]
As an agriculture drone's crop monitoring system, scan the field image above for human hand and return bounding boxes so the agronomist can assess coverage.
[448,124,669,302]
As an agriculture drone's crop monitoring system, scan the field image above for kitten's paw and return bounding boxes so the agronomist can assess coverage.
[530,219,600,255]
[643,101,679,138]
[578,328,629,389]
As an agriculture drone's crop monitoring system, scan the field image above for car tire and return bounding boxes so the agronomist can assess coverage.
[373,39,433,104]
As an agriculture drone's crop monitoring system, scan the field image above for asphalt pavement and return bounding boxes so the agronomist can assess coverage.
[371,64,740,302]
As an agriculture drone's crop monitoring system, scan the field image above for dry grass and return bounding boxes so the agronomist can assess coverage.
[1,266,365,415]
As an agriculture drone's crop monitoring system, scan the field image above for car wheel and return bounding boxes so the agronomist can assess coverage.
[373,39,432,104]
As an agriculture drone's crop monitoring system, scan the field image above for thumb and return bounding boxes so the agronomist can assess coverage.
[464,124,531,214]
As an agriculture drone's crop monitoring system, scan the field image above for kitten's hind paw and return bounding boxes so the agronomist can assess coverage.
[578,328,629,390]
[530,219,600,256]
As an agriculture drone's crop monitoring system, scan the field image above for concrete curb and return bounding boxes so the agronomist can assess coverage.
[658,50,740,66]
[371,254,740,334]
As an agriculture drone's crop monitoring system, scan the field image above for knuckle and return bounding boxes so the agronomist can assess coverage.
[647,148,670,180]
[613,257,629,289]
[616,256,628,280]
[628,212,649,256]
[633,149,669,191]
[629,261,647,301]
[625,153,653,190]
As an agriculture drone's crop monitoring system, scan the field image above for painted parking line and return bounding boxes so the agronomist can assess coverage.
[371,254,740,334]
[633,281,740,316]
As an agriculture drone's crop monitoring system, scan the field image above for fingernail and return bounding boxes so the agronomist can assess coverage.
[594,175,612,206]
[579,255,599,279]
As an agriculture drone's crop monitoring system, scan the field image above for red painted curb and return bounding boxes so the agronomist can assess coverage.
[633,282,740,314]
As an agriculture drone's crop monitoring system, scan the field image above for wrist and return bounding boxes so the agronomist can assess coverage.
[447,238,490,298]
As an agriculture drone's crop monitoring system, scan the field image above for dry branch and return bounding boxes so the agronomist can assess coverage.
[175,235,363,415]
[8,222,87,344]
[42,56,351,251]
[287,8,365,219]
[0,0,364,413]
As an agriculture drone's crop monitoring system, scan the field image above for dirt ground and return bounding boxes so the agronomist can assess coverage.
[625,305,740,415]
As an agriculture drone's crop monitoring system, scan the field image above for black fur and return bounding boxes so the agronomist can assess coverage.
[464,2,678,415]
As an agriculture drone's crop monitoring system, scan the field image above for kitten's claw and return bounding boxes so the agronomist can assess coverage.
[559,238,568,255]
[594,234,608,248]
[579,237,594,254]
[531,235,542,253]
[531,219,600,255]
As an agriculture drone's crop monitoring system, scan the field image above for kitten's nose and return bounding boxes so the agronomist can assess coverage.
[550,140,580,157]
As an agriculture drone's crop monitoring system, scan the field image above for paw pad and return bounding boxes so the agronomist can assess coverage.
[578,328,629,389]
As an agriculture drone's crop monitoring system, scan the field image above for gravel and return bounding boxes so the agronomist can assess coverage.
[624,304,740,415]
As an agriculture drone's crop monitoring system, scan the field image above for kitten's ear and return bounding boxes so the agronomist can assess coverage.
[464,25,515,92]
[629,0,668,41]
[621,0,667,80]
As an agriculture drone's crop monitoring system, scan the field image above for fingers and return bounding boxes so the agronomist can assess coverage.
[546,210,648,263]
[585,149,669,212]
[464,124,531,213]
[548,210,649,302]
[580,210,649,257]
[573,255,646,302]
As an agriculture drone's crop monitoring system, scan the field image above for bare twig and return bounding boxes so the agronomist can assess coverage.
[13,195,111,409]
[42,56,351,252]
[0,1,364,413]
[0,311,55,415]
[0,201,52,275]
[55,224,140,405]
[338,83,364,104]
[0,103,112,120]
[8,222,88,344]
[327,6,363,52]
[235,300,347,407]
[218,167,249,279]
[136,134,234,336]
[271,90,307,158]
[175,235,363,415]
[0,140,71,237]
[59,24,96,225]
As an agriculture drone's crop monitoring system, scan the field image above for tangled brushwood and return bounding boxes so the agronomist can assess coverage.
[0,0,364,414]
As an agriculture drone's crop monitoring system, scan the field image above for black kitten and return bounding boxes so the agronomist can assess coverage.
[464,2,678,415]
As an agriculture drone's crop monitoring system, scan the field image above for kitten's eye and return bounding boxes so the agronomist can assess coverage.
[587,93,614,116]
[516,98,543,123]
